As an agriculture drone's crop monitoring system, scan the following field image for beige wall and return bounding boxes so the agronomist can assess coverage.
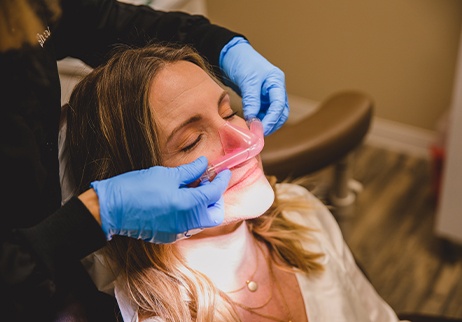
[206,0,462,131]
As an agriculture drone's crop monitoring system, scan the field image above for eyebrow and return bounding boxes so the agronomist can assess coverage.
[166,90,229,144]
[217,90,229,107]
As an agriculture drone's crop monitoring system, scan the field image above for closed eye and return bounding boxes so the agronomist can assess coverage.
[224,111,238,120]
[181,134,203,152]
[180,111,237,153]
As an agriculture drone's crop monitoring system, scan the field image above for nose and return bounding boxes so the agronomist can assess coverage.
[218,121,256,155]
[200,118,264,182]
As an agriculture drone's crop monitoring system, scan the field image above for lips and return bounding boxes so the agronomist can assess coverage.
[226,158,261,191]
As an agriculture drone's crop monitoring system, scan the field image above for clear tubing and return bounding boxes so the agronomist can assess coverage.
[200,117,264,182]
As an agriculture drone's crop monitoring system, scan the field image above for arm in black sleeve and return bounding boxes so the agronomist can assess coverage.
[1,40,114,319]
[53,0,244,78]
[1,197,108,321]
[17,197,107,274]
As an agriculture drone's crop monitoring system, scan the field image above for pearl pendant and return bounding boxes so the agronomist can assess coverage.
[246,280,258,292]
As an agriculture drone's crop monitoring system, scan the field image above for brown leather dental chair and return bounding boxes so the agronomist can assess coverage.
[260,90,374,222]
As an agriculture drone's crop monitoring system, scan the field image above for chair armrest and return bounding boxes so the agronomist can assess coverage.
[260,90,374,180]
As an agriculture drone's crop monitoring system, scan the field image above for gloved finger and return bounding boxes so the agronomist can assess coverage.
[202,195,226,227]
[240,82,262,120]
[179,171,230,230]
[176,156,208,185]
[262,84,289,135]
[193,169,231,205]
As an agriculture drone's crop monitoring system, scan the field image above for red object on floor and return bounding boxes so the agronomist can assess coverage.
[430,144,445,203]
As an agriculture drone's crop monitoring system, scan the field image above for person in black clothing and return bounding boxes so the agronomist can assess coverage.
[0,0,289,321]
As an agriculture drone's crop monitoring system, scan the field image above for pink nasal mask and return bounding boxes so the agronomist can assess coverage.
[200,117,264,182]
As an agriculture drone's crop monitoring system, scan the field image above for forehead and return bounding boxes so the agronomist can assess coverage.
[148,60,222,129]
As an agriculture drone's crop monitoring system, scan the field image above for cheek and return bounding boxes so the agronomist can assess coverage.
[162,136,224,168]
[173,143,225,188]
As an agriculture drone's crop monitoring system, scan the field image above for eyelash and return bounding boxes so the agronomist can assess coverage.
[181,134,203,152]
[224,111,238,120]
[181,111,238,152]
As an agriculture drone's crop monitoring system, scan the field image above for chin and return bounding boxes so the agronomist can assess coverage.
[222,168,275,225]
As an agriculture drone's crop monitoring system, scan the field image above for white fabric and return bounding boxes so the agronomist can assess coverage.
[277,183,405,322]
[91,183,407,321]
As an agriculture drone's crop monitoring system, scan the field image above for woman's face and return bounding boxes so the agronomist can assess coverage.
[149,61,274,228]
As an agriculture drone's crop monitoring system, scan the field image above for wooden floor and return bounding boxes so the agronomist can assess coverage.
[299,144,462,320]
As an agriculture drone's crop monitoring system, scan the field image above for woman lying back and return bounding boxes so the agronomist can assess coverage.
[63,44,405,322]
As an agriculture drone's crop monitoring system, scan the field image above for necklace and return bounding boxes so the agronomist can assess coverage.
[272,264,294,322]
[225,243,260,293]
[230,242,293,322]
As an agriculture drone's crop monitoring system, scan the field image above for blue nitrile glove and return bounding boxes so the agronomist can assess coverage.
[220,37,289,136]
[90,156,231,244]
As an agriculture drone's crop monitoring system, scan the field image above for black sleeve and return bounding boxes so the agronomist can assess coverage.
[16,197,107,273]
[0,197,110,321]
[53,0,243,77]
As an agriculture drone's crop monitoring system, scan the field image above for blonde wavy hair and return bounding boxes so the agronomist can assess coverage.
[65,44,324,321]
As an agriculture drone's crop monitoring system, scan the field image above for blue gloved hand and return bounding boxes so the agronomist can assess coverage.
[90,156,231,243]
[220,37,289,136]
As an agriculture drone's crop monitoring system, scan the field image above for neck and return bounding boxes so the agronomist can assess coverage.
[176,221,258,292]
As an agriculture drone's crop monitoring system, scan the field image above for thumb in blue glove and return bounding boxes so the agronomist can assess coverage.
[90,156,231,243]
[220,37,289,136]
